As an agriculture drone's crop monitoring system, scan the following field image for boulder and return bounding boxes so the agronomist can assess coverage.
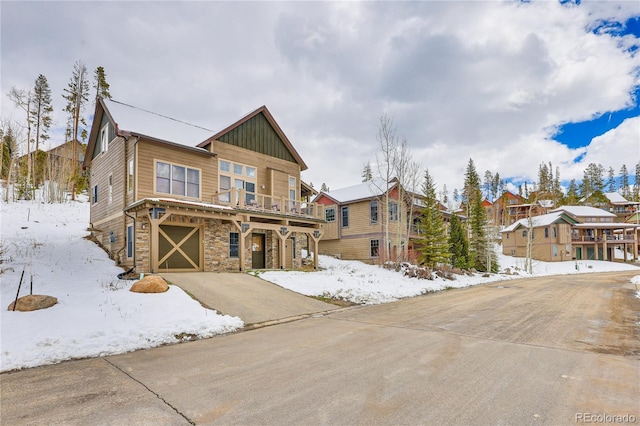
[130,275,169,293]
[8,294,57,311]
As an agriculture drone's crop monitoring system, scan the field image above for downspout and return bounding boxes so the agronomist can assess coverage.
[118,136,139,278]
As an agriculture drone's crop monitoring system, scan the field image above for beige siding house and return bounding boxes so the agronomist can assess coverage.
[84,98,325,273]
[314,178,426,263]
[501,206,639,262]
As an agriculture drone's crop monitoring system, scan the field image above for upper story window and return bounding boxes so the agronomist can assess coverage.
[341,206,349,228]
[108,174,113,204]
[219,159,256,205]
[155,161,200,198]
[289,176,296,202]
[370,200,378,223]
[100,124,109,153]
[127,159,134,192]
[389,201,398,221]
[325,207,336,222]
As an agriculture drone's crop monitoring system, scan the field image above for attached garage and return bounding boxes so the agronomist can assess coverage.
[158,223,203,271]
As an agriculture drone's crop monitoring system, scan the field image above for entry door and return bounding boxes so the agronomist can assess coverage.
[252,234,265,269]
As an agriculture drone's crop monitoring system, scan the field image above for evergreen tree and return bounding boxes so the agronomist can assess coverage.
[440,184,449,206]
[634,162,640,202]
[448,213,469,269]
[62,60,90,200]
[361,162,373,182]
[452,188,459,204]
[320,182,329,192]
[30,74,53,186]
[565,179,580,205]
[463,159,496,272]
[93,66,111,101]
[416,169,450,268]
[582,163,605,202]
[620,164,630,198]
[606,167,616,192]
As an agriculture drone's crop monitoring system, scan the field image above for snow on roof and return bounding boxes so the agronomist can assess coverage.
[320,178,391,203]
[501,212,568,232]
[604,192,631,204]
[104,99,215,148]
[551,205,616,217]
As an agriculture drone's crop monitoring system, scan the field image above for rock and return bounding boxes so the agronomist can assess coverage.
[8,294,57,311]
[130,275,169,293]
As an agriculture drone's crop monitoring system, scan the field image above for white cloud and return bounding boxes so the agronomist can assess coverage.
[1,1,638,192]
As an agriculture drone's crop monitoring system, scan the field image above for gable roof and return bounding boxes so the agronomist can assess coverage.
[550,205,616,218]
[604,192,634,205]
[197,105,308,170]
[314,178,394,204]
[501,211,578,233]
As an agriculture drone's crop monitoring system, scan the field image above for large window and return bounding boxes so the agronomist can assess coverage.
[389,202,398,221]
[229,232,239,257]
[289,176,296,209]
[370,239,380,258]
[325,207,336,222]
[341,206,349,228]
[219,159,256,205]
[370,200,378,223]
[155,161,200,198]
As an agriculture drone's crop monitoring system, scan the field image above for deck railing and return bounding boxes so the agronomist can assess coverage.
[213,188,324,220]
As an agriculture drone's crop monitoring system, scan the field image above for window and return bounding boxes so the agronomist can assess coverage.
[325,207,335,222]
[229,232,239,257]
[389,202,398,221]
[552,245,558,257]
[127,159,134,192]
[370,200,378,223]
[100,124,109,153]
[544,227,549,238]
[219,159,256,205]
[522,230,527,237]
[291,236,296,259]
[370,239,380,257]
[289,176,296,205]
[552,227,557,238]
[341,206,349,228]
[127,225,134,258]
[108,174,113,204]
[155,161,200,198]
[92,185,98,204]
[506,233,509,239]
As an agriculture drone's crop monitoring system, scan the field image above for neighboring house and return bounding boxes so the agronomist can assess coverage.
[501,205,639,262]
[602,192,639,222]
[84,98,325,273]
[314,178,415,263]
[16,140,86,187]
[314,178,460,264]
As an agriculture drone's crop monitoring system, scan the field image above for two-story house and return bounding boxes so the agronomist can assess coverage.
[501,206,638,262]
[84,99,325,273]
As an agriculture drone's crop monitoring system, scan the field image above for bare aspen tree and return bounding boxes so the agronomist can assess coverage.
[375,113,398,262]
[30,74,53,187]
[8,87,33,195]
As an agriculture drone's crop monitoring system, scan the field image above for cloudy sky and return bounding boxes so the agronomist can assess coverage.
[2,1,639,196]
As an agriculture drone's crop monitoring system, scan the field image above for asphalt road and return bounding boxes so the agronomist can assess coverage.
[2,271,639,425]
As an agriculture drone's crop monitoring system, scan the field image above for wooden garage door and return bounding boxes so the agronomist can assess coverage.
[158,224,202,271]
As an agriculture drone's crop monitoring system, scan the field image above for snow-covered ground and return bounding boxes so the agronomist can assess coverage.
[1,196,638,372]
[0,195,243,372]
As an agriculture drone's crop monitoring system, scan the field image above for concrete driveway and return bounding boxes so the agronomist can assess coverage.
[160,272,339,325]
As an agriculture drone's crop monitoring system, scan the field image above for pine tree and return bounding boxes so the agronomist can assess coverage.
[606,167,616,193]
[634,162,640,202]
[93,66,111,101]
[361,162,373,182]
[62,60,90,200]
[416,169,449,268]
[30,74,53,186]
[565,179,579,205]
[620,164,630,198]
[448,213,469,270]
[320,182,329,192]
[463,159,496,272]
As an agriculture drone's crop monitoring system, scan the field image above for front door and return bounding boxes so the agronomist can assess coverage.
[252,233,265,269]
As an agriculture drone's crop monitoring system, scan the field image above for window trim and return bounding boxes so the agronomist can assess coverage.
[108,174,113,204]
[218,158,257,205]
[370,200,378,224]
[325,207,336,223]
[100,124,109,153]
[126,224,134,258]
[229,232,239,258]
[341,206,349,228]
[388,201,399,222]
[370,239,380,258]
[127,159,134,193]
[92,185,98,205]
[154,160,201,199]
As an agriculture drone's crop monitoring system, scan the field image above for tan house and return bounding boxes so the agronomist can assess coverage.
[313,178,460,264]
[603,192,639,222]
[501,206,639,262]
[84,98,325,273]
